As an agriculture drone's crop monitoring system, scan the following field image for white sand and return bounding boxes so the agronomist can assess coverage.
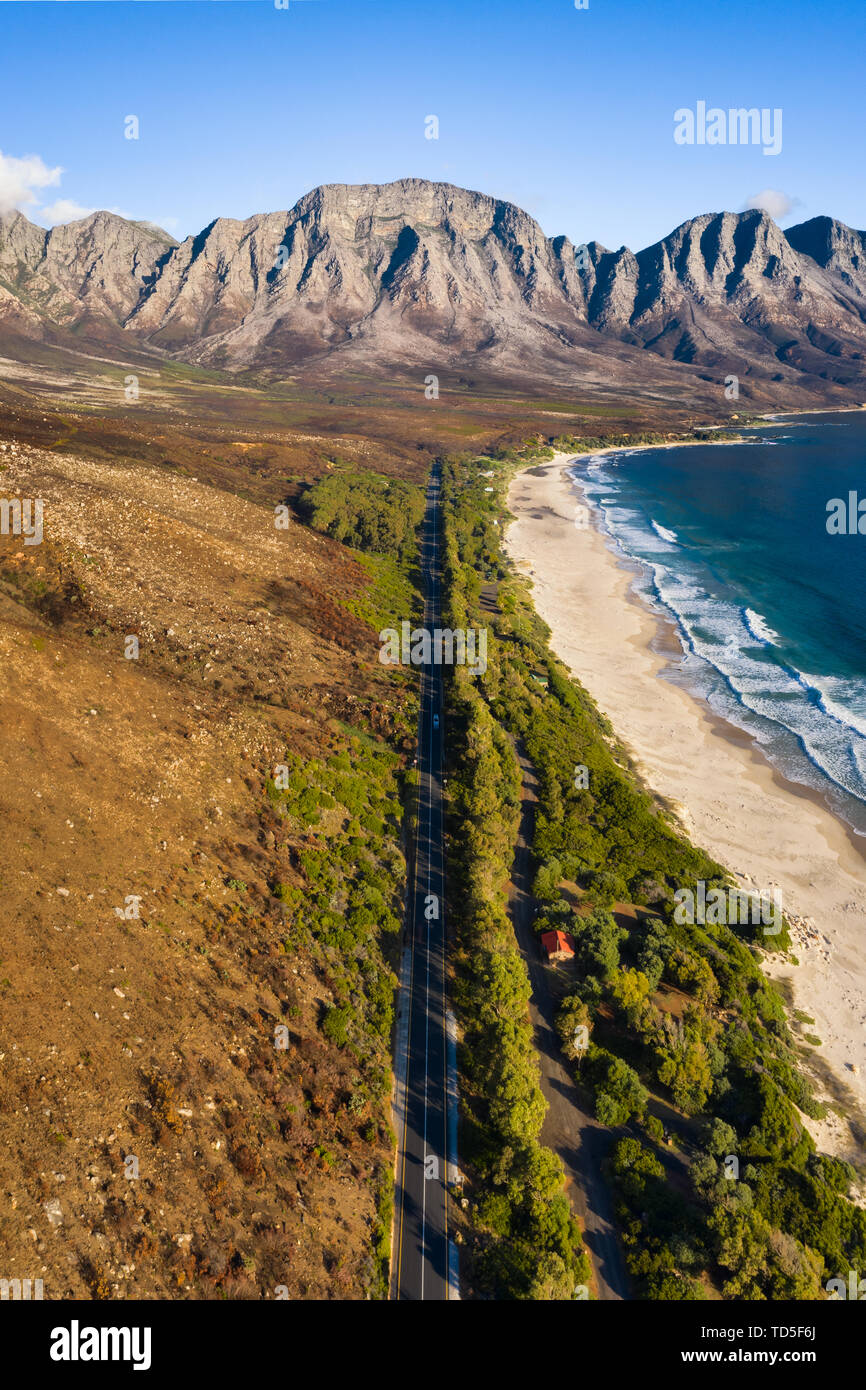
[505,452,866,1157]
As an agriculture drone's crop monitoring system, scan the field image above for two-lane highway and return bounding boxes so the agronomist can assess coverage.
[391,461,451,1301]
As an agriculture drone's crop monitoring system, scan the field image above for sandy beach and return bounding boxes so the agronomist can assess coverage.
[505,452,866,1157]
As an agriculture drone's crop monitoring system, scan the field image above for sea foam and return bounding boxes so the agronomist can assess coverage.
[744,608,780,645]
[570,448,866,826]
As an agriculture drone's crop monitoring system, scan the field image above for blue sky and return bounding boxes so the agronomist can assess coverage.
[0,0,863,249]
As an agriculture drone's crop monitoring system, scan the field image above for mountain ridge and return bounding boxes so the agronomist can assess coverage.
[2,180,865,403]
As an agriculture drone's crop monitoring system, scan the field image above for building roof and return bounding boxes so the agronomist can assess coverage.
[540,929,575,956]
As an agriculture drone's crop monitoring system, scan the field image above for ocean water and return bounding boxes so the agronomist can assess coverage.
[571,412,866,836]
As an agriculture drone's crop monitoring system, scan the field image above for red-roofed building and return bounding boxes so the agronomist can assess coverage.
[540,929,576,963]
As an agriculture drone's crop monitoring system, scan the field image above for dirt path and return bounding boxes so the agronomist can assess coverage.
[507,742,630,1301]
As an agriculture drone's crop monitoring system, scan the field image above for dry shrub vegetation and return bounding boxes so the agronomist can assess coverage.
[0,389,420,1299]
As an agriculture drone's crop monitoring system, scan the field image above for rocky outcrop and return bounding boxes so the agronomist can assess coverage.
[124,181,588,367]
[0,210,175,327]
[1,182,865,398]
[784,216,866,298]
[605,211,866,373]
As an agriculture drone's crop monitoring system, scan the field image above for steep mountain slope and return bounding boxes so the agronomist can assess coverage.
[0,432,408,1299]
[124,181,592,370]
[784,215,866,297]
[583,210,866,384]
[0,209,176,330]
[2,183,865,402]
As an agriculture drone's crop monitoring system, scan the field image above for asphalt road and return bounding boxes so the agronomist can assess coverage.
[392,461,450,1301]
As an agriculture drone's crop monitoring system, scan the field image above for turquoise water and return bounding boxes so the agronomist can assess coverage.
[572,412,866,835]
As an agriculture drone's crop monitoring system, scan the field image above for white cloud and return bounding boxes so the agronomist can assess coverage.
[37,198,132,226]
[0,149,63,214]
[743,189,801,222]
[0,149,143,227]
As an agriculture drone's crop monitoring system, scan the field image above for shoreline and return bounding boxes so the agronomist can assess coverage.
[759,404,866,418]
[504,450,866,1159]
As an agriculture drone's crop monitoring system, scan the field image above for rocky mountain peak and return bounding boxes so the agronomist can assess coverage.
[1,180,865,401]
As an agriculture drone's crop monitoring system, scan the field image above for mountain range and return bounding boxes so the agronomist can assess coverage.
[2,178,865,405]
